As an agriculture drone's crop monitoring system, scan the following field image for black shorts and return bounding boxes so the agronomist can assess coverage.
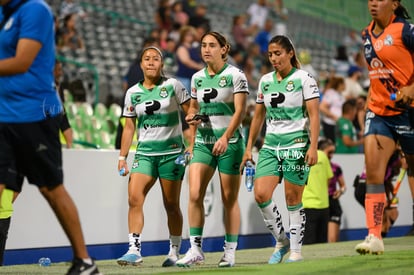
[329,196,343,224]
[0,115,63,192]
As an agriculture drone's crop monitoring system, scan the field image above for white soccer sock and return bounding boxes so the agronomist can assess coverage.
[288,206,305,255]
[259,200,287,242]
[190,235,203,250]
[128,233,141,253]
[170,235,182,253]
[224,240,237,251]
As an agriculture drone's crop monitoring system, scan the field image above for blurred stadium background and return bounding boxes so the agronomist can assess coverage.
[47,0,414,149]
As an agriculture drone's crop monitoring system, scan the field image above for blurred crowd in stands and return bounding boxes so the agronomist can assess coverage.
[53,0,370,153]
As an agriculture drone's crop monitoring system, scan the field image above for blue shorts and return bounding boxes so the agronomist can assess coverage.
[364,109,414,154]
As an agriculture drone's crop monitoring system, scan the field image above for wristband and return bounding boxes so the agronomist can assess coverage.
[340,187,346,194]
[118,156,126,161]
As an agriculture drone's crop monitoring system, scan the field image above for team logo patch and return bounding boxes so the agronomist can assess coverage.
[285,81,294,92]
[218,76,227,87]
[374,40,383,51]
[4,18,13,30]
[159,87,168,98]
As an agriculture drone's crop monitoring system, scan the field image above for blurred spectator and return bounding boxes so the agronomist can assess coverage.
[171,1,189,27]
[343,65,365,100]
[60,13,84,50]
[181,0,197,17]
[319,76,346,143]
[254,18,274,54]
[59,0,86,19]
[246,0,270,30]
[335,99,363,154]
[163,38,178,78]
[175,26,204,93]
[343,29,363,60]
[318,139,347,243]
[353,50,370,89]
[330,45,351,78]
[232,14,258,51]
[298,49,318,80]
[54,60,73,149]
[54,15,63,47]
[271,0,289,36]
[188,3,210,31]
[353,95,367,152]
[155,0,173,31]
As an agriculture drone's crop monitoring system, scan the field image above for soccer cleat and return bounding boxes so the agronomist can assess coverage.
[176,248,205,267]
[285,252,304,263]
[66,258,102,275]
[162,248,179,267]
[355,234,384,255]
[116,252,143,266]
[268,238,290,264]
[218,250,235,268]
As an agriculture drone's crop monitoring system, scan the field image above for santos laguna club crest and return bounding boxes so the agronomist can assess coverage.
[218,76,227,88]
[159,87,168,98]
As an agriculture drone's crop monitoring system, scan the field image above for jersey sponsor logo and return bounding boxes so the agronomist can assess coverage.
[196,79,203,87]
[144,100,161,115]
[218,76,227,87]
[285,81,295,92]
[202,88,218,103]
[159,87,168,98]
[370,58,383,69]
[270,92,285,108]
[384,35,393,46]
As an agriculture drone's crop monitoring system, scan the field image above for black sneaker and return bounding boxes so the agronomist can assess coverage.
[66,258,102,275]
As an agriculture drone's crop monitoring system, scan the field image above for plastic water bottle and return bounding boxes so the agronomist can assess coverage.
[390,91,402,101]
[175,152,190,166]
[119,167,125,176]
[38,257,51,267]
[245,161,255,192]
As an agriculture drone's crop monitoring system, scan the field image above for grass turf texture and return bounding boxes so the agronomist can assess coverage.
[0,237,413,274]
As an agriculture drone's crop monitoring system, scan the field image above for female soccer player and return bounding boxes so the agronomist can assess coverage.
[355,0,414,255]
[117,46,190,267]
[176,31,249,268]
[241,35,320,263]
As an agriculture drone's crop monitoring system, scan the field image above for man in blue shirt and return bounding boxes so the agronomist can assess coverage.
[0,1,100,274]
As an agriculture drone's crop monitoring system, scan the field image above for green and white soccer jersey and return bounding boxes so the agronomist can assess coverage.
[257,68,319,150]
[123,77,190,156]
[191,63,249,144]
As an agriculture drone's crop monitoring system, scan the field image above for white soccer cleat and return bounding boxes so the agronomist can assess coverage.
[355,234,384,255]
[218,249,235,267]
[176,247,205,267]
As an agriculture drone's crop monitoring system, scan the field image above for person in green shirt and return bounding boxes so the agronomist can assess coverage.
[335,99,364,153]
